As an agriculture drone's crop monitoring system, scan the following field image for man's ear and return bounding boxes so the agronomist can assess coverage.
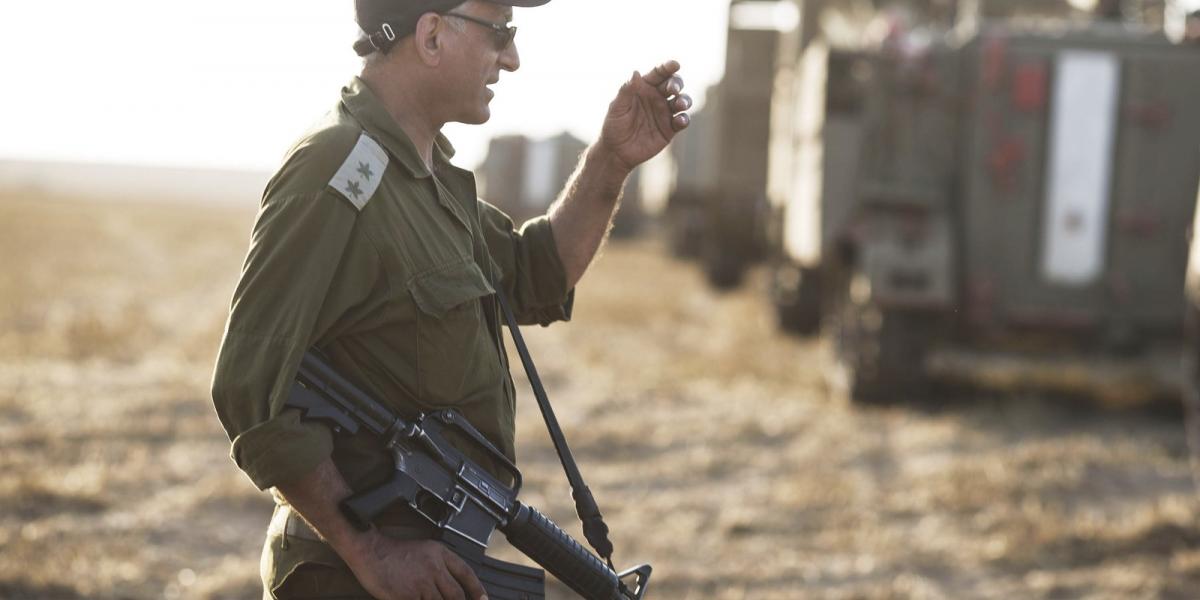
[413,12,445,66]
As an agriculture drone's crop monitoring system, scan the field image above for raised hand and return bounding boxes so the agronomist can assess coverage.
[598,60,692,173]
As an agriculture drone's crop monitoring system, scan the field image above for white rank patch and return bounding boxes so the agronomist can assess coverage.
[330,134,388,211]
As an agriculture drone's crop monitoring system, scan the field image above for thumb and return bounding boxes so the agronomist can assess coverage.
[610,72,638,111]
[621,70,641,93]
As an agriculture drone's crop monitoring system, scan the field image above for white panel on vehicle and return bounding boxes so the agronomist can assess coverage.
[1040,50,1121,287]
[729,1,800,31]
[784,42,829,265]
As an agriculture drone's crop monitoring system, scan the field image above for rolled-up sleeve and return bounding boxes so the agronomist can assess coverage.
[479,201,575,326]
[211,189,366,490]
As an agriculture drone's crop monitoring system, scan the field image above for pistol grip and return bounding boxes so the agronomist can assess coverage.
[339,474,420,531]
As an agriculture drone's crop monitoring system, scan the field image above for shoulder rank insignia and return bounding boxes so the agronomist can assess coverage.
[330,133,388,211]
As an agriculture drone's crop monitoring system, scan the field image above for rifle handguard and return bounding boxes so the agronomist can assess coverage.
[504,504,622,600]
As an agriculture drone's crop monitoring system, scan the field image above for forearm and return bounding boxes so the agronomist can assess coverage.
[274,457,381,567]
[545,59,689,287]
[547,144,631,288]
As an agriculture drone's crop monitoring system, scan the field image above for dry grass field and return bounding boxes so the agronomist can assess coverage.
[2,192,1199,599]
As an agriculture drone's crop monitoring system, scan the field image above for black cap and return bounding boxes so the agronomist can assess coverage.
[355,0,550,56]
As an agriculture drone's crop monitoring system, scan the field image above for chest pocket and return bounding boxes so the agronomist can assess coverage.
[407,259,499,407]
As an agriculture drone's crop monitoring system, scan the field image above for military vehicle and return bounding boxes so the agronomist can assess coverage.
[478,132,646,236]
[478,133,586,224]
[768,6,1200,402]
[662,82,721,260]
[662,0,782,288]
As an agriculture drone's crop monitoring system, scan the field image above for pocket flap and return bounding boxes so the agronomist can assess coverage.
[408,259,495,319]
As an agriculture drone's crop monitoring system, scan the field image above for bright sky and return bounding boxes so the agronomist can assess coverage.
[0,1,732,172]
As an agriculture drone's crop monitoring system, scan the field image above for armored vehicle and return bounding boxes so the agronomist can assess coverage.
[770,20,1200,402]
[479,133,587,223]
[663,0,781,288]
[479,132,646,237]
[661,82,721,259]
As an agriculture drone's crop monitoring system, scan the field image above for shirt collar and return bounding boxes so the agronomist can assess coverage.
[341,76,458,179]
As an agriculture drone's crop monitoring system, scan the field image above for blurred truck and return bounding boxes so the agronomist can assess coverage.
[479,133,586,224]
[666,0,1092,289]
[769,12,1200,402]
[662,82,721,260]
[663,0,782,288]
[478,132,648,236]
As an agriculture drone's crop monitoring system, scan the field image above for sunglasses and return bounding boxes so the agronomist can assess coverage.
[440,12,517,50]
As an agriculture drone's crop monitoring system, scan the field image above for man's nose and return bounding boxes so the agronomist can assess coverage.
[499,41,520,72]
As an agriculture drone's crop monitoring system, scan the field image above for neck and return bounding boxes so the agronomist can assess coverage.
[361,65,442,170]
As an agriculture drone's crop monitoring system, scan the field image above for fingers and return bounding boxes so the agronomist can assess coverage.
[443,549,488,600]
[670,93,693,114]
[647,62,690,133]
[657,74,684,97]
[434,572,468,600]
[618,59,691,135]
[641,59,681,87]
[672,112,691,132]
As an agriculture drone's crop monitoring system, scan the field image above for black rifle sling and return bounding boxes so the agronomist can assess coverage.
[494,290,616,568]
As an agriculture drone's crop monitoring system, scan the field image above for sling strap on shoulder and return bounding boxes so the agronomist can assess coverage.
[494,290,617,569]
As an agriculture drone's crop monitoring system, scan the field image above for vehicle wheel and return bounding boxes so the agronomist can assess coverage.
[700,236,744,290]
[702,241,745,290]
[773,265,822,337]
[667,208,703,259]
[829,269,931,404]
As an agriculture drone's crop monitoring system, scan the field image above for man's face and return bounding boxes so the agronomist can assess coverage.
[439,1,521,125]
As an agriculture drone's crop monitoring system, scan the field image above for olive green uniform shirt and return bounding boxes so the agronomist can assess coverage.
[211,77,574,497]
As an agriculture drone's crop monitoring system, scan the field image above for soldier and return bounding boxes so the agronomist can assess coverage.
[209,1,692,598]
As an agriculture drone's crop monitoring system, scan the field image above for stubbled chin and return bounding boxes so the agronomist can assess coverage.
[451,94,492,125]
[458,106,490,126]
[478,94,493,121]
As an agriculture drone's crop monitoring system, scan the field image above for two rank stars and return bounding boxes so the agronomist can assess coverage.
[344,161,376,201]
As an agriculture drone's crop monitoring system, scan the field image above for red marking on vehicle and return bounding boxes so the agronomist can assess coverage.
[983,36,1008,91]
[1012,62,1047,113]
[1125,102,1172,130]
[1117,211,1161,237]
[988,137,1026,193]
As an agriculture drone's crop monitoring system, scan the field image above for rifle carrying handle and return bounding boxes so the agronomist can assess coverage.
[503,504,622,600]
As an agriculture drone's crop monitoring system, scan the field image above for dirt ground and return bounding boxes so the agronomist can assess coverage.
[2,194,1199,600]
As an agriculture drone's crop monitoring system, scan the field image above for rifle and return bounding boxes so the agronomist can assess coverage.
[285,350,652,600]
